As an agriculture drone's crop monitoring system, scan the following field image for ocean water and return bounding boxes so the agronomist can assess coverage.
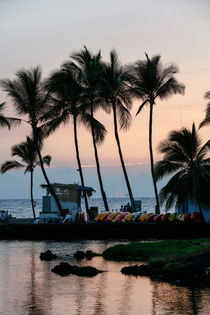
[0,197,162,218]
[0,240,209,315]
[0,200,209,314]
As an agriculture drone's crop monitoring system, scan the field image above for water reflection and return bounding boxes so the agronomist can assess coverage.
[0,241,209,315]
[151,280,210,315]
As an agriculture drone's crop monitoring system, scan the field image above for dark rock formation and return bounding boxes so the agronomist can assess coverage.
[40,250,57,261]
[51,262,104,277]
[73,251,85,260]
[73,250,101,260]
[121,264,152,276]
[85,250,101,259]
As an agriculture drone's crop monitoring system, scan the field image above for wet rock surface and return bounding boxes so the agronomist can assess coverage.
[40,250,57,261]
[51,262,104,277]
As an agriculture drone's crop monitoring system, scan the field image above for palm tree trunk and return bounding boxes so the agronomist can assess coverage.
[73,115,89,212]
[149,102,160,214]
[30,170,36,219]
[33,127,63,213]
[112,104,136,212]
[90,104,109,211]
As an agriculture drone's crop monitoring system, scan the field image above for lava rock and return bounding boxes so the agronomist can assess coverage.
[40,250,57,261]
[73,250,101,260]
[121,264,152,276]
[85,250,101,259]
[51,262,104,277]
[73,251,85,260]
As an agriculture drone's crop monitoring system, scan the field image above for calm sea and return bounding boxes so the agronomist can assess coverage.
[0,240,209,315]
[0,199,209,314]
[0,197,164,218]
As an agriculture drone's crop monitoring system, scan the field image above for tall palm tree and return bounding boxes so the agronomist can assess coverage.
[69,47,109,211]
[100,50,135,210]
[154,123,210,215]
[43,67,91,211]
[131,54,185,213]
[200,91,210,128]
[1,136,51,219]
[0,102,20,129]
[0,67,62,212]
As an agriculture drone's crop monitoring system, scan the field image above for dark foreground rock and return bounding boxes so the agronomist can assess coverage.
[121,264,153,276]
[51,262,104,277]
[40,250,57,261]
[121,253,210,285]
[74,250,101,260]
[73,251,86,260]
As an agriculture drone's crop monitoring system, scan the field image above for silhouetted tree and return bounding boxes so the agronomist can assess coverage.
[100,50,135,210]
[1,136,51,218]
[0,67,62,212]
[154,123,210,214]
[43,67,95,212]
[69,47,109,211]
[132,54,185,213]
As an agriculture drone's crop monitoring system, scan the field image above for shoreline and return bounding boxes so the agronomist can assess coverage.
[0,221,210,240]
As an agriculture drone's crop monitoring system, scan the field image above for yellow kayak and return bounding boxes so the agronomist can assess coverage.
[95,212,110,222]
[125,213,134,222]
[138,213,152,222]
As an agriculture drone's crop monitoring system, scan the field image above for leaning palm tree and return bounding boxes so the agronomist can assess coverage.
[100,50,135,210]
[68,47,109,211]
[43,67,91,211]
[154,123,210,215]
[131,54,185,213]
[200,91,210,128]
[1,136,51,219]
[0,67,62,212]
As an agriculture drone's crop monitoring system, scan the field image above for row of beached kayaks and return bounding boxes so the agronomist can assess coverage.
[95,211,204,223]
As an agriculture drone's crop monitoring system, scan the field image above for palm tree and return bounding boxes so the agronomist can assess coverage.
[154,123,210,215]
[0,102,20,129]
[69,47,109,211]
[0,67,62,212]
[100,50,135,210]
[43,67,90,211]
[200,91,210,128]
[1,136,51,219]
[131,54,185,213]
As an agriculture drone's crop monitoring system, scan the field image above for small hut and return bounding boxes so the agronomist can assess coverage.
[40,183,95,222]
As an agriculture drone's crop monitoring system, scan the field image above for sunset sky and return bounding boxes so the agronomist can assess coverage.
[0,0,209,198]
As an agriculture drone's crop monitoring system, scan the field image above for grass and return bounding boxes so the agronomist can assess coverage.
[102,239,210,266]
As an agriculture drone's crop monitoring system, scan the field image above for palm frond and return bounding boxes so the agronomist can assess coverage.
[199,101,210,128]
[136,99,149,116]
[117,103,132,130]
[82,113,107,144]
[154,160,183,180]
[1,160,24,173]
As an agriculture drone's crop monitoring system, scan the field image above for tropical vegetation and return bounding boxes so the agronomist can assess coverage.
[0,67,62,212]
[68,47,109,211]
[100,50,135,210]
[131,54,185,213]
[1,136,51,218]
[0,47,209,215]
[154,123,210,214]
